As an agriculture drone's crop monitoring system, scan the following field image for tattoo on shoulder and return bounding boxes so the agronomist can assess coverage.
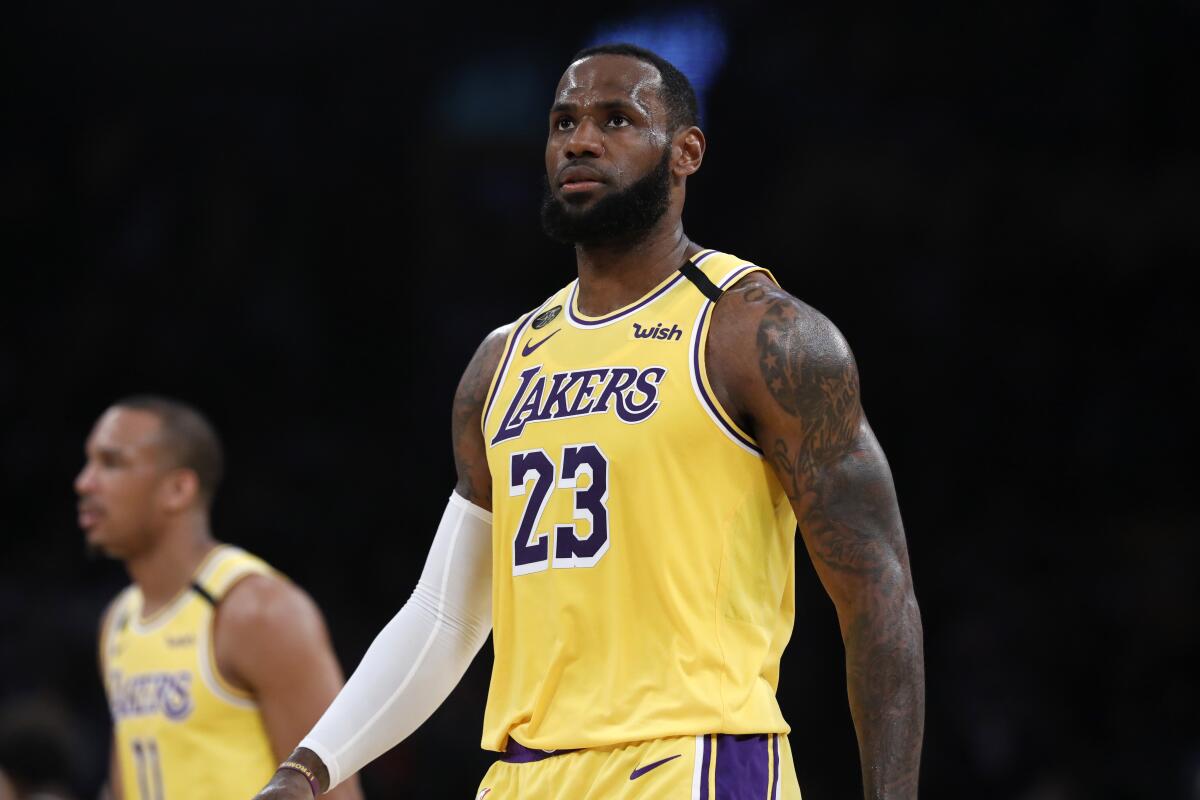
[451,328,509,507]
[458,330,507,412]
[756,296,884,573]
[757,298,860,435]
[740,284,767,304]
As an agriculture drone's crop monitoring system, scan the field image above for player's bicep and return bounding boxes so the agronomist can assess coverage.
[777,421,910,599]
[217,578,344,758]
[739,290,910,603]
[451,324,511,510]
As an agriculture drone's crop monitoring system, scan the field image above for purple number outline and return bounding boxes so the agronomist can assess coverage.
[552,443,610,568]
[509,449,555,575]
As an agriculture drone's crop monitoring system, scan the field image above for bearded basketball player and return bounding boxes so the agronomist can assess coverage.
[253,43,924,799]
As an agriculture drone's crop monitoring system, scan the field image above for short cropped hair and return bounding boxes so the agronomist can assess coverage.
[114,395,224,507]
[570,43,699,133]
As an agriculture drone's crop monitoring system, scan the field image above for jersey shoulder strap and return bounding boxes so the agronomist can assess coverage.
[193,545,278,604]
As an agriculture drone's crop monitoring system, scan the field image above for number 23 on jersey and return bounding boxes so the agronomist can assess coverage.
[509,442,610,574]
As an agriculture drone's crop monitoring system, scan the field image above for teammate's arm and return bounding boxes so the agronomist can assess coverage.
[215,575,363,799]
[709,275,925,799]
[251,324,508,799]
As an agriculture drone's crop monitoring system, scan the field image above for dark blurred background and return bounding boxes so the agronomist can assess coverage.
[2,1,1198,798]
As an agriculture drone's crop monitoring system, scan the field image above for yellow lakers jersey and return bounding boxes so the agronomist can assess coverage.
[101,545,278,800]
[480,249,799,752]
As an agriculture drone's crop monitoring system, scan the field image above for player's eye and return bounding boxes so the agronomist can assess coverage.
[554,117,575,131]
[607,115,630,128]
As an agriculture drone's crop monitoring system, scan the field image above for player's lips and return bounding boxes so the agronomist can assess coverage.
[558,167,607,193]
[78,503,104,530]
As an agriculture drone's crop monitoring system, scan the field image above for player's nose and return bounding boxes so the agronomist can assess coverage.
[564,117,604,159]
[75,463,96,495]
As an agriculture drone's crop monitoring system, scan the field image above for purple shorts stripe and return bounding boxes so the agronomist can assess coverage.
[498,738,578,764]
[699,734,713,800]
[713,734,771,799]
[771,734,780,800]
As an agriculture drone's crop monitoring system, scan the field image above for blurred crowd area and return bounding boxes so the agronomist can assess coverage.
[2,1,1197,798]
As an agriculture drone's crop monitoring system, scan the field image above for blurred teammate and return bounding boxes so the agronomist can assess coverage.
[76,396,361,800]
[256,43,924,799]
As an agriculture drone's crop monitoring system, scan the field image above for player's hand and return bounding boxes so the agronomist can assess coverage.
[250,768,316,800]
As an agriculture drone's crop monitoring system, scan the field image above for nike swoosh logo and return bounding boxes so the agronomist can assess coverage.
[522,329,560,357]
[629,753,682,780]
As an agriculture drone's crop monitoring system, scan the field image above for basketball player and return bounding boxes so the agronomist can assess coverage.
[255,43,924,799]
[77,397,362,800]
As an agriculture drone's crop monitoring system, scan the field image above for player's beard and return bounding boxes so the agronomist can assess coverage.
[541,148,672,247]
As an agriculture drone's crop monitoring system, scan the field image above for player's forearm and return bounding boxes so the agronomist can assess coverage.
[296,493,492,788]
[841,573,925,800]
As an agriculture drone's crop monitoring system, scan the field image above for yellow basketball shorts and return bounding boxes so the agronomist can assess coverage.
[475,733,802,799]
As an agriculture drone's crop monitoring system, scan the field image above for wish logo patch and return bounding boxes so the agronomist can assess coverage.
[630,322,683,341]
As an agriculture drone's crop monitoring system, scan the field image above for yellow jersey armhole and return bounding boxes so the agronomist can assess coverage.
[480,291,564,436]
[199,549,274,707]
[480,316,526,436]
[692,264,780,457]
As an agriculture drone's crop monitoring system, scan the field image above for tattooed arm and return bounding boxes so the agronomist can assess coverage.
[708,274,925,799]
[452,324,512,508]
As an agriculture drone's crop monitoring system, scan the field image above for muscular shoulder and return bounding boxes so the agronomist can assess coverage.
[452,322,513,508]
[217,573,322,643]
[707,272,859,436]
[214,572,334,694]
[454,323,513,416]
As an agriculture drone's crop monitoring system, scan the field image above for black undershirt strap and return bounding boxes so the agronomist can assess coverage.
[190,581,217,607]
[678,260,724,303]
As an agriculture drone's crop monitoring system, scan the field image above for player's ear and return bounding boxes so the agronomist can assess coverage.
[673,125,705,177]
[161,467,201,512]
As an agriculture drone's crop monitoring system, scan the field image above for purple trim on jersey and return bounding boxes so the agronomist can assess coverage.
[481,308,539,432]
[771,734,780,800]
[691,264,765,454]
[566,273,685,327]
[566,250,717,327]
[499,738,578,764]
[714,734,771,799]
[699,734,713,800]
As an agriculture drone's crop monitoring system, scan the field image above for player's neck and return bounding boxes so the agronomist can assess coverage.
[573,221,701,317]
[127,516,217,616]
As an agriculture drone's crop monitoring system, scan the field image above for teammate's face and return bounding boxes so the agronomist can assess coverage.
[75,407,174,559]
[542,55,676,244]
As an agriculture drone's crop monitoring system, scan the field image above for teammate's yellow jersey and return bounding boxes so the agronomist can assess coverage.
[481,249,799,752]
[100,545,277,800]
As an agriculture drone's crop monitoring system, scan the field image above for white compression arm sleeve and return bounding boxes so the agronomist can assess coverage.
[298,492,493,789]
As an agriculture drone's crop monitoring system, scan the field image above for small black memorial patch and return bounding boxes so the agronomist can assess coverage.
[532,305,562,329]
